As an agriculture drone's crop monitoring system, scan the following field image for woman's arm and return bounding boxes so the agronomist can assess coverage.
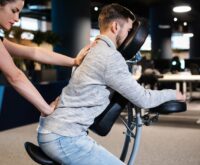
[3,38,90,67]
[0,40,53,115]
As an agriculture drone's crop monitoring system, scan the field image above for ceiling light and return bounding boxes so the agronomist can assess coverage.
[183,22,187,26]
[173,5,191,13]
[94,6,99,11]
[173,17,178,22]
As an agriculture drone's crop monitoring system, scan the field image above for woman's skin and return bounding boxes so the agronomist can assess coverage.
[0,0,90,116]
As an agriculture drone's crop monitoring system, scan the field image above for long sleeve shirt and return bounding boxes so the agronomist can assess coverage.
[38,35,176,137]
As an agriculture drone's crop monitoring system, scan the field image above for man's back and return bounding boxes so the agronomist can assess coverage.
[39,35,127,137]
[60,37,117,109]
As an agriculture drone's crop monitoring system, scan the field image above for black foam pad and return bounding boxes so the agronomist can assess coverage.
[149,100,187,114]
[90,93,128,136]
[118,17,149,60]
[24,142,58,165]
[90,18,149,136]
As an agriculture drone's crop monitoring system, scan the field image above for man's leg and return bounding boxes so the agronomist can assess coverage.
[38,133,125,165]
[70,135,126,165]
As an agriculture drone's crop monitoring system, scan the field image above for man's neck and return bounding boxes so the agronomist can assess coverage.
[101,31,117,48]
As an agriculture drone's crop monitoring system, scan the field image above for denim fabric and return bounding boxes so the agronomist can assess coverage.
[38,133,125,165]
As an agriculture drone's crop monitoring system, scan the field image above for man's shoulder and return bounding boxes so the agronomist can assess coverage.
[92,43,122,59]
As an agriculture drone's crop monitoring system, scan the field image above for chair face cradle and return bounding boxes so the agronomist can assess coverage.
[118,18,149,60]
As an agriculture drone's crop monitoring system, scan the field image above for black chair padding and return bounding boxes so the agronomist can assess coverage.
[149,100,187,114]
[90,93,128,136]
[24,142,59,165]
[118,17,148,60]
[90,18,149,136]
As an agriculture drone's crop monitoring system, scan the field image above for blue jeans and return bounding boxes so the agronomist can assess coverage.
[37,132,125,165]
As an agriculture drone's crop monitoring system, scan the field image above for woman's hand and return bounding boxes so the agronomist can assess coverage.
[41,96,60,117]
[74,42,96,66]
[50,96,60,110]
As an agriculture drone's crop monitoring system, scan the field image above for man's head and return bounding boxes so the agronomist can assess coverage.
[98,3,136,48]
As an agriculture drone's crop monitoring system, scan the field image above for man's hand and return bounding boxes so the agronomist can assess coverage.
[176,91,186,101]
[74,41,97,66]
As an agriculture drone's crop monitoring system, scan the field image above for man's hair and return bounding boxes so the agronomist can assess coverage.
[0,0,24,6]
[98,3,135,31]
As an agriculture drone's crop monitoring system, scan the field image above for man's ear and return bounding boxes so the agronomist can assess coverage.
[111,21,120,34]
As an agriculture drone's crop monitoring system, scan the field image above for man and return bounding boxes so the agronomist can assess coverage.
[37,3,185,165]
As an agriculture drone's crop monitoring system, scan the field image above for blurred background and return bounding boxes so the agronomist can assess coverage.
[0,0,200,129]
[0,1,200,165]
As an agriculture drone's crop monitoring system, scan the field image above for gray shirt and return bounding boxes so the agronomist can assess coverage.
[38,35,176,137]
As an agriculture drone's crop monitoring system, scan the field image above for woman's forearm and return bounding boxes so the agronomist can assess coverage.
[4,39,90,67]
[7,69,53,115]
[4,39,75,66]
[33,45,90,66]
[32,47,76,67]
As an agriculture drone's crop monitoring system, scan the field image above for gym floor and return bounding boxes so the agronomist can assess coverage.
[0,98,200,165]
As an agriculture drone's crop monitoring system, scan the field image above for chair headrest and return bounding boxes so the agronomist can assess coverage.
[118,17,149,60]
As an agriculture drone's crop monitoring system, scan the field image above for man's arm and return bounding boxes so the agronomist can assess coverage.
[104,52,184,109]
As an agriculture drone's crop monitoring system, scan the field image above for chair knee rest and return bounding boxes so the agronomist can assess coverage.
[90,93,128,136]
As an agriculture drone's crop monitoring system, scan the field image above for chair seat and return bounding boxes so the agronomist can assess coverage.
[149,100,187,114]
[24,142,59,165]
